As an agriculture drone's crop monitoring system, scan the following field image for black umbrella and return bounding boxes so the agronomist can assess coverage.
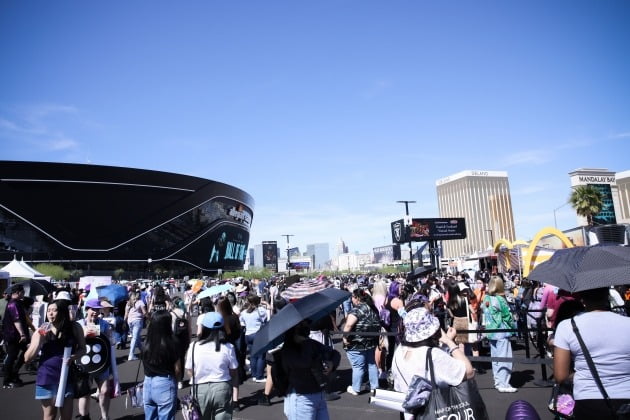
[527,245,630,293]
[251,287,350,357]
[24,278,55,297]
[407,265,437,281]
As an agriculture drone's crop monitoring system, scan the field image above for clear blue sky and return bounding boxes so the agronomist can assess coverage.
[1,1,629,255]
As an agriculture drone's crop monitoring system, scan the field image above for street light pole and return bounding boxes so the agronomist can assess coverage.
[554,202,570,229]
[282,234,294,276]
[396,200,416,271]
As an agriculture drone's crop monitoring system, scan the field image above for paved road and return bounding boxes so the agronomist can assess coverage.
[1,336,555,419]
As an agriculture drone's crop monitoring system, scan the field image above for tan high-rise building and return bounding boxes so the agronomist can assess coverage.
[436,170,516,258]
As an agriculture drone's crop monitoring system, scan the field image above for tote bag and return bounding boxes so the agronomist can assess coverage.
[418,349,489,420]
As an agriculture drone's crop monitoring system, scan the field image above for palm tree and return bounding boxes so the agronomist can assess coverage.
[569,185,603,226]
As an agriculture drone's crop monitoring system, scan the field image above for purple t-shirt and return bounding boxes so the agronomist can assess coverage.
[2,299,29,342]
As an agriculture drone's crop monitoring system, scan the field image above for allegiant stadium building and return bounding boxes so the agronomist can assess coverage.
[0,161,254,276]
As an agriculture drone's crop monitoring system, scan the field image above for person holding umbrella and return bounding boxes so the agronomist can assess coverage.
[553,287,630,419]
[281,319,340,420]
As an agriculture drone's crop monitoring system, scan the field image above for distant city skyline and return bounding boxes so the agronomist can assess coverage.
[1,2,628,256]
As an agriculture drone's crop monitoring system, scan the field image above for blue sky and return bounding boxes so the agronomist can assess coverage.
[1,1,629,255]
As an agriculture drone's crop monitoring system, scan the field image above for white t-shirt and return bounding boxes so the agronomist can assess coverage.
[392,345,465,391]
[185,341,238,384]
[554,311,630,400]
[392,345,466,420]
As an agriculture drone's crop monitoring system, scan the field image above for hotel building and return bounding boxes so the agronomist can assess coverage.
[436,170,516,259]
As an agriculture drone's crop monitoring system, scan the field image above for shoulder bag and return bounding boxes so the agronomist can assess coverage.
[548,381,575,419]
[180,342,202,420]
[393,347,433,414]
[125,357,144,409]
[571,318,630,420]
[418,347,489,420]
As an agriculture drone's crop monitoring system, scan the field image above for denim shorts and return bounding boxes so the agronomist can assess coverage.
[35,382,74,400]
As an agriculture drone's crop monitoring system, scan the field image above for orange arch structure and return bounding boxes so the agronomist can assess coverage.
[522,227,574,277]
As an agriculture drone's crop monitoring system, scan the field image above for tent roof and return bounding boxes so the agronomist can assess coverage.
[0,257,44,279]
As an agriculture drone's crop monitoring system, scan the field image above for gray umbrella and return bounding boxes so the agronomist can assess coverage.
[527,245,630,293]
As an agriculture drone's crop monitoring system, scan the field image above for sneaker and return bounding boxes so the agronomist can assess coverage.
[346,385,359,396]
[252,377,266,383]
[497,386,518,393]
[257,394,271,406]
[3,383,19,389]
[232,401,240,412]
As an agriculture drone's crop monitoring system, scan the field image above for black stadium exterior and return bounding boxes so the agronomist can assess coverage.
[0,161,254,276]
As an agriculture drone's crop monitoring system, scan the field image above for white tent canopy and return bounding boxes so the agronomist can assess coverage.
[0,257,45,279]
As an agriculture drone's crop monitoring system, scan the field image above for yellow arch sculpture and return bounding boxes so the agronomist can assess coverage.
[522,227,574,277]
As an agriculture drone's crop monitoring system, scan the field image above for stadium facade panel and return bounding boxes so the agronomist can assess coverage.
[0,161,254,274]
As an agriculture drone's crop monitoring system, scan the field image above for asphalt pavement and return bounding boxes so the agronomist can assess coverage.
[1,334,556,419]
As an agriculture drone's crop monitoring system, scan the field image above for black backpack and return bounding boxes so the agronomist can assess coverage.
[172,311,189,338]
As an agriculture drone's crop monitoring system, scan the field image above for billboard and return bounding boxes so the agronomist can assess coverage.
[288,261,310,270]
[262,241,278,272]
[373,245,401,264]
[590,184,617,225]
[391,219,408,243]
[409,218,467,241]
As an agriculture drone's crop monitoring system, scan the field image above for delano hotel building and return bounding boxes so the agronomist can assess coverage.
[436,170,516,259]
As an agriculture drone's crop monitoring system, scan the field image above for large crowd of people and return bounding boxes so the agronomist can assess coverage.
[2,267,629,419]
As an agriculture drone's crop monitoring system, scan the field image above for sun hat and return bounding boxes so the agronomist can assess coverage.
[403,308,440,343]
[202,312,224,329]
[55,291,72,301]
[85,298,103,309]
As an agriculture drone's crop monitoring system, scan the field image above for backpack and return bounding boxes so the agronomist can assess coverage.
[172,311,189,338]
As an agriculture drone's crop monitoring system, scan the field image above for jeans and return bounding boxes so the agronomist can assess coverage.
[197,381,232,420]
[128,319,143,360]
[489,338,513,388]
[346,348,378,392]
[143,375,177,420]
[284,390,329,420]
[246,334,265,380]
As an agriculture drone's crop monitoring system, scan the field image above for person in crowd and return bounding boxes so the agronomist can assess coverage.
[24,299,86,420]
[76,299,114,420]
[258,296,288,407]
[113,300,128,349]
[342,288,380,395]
[185,312,239,419]
[554,287,630,419]
[281,320,340,420]
[124,291,146,360]
[142,309,182,420]
[216,296,242,409]
[446,279,473,355]
[170,296,191,390]
[239,294,269,383]
[2,284,31,388]
[148,285,172,313]
[482,275,517,392]
[196,297,216,336]
[392,307,474,420]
